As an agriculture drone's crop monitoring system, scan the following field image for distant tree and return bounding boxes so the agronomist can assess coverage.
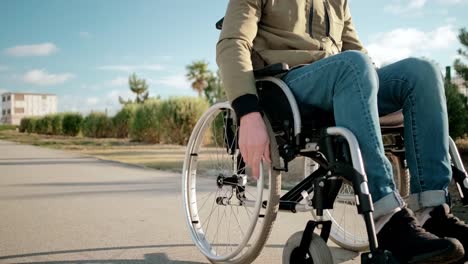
[445,77,468,139]
[186,61,226,104]
[186,61,211,97]
[204,70,226,105]
[445,28,468,139]
[119,73,149,104]
[454,28,468,85]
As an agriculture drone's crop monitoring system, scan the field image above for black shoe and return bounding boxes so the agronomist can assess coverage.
[377,208,464,264]
[423,204,468,261]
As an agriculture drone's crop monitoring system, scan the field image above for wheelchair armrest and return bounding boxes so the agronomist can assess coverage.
[254,63,290,78]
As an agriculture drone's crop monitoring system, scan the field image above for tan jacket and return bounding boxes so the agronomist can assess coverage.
[216,0,366,113]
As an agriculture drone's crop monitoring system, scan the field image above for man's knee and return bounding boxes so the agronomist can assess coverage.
[399,58,443,83]
[339,50,378,95]
[399,58,444,95]
[340,50,375,71]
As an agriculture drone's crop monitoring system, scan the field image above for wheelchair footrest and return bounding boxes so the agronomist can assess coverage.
[361,250,399,264]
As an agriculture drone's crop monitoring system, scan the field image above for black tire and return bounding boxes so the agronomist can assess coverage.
[282,231,334,264]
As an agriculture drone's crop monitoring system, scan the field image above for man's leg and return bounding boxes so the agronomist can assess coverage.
[282,52,464,263]
[377,58,451,211]
[377,58,468,261]
[282,50,403,218]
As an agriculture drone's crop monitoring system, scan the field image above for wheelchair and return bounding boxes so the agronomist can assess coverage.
[182,17,468,264]
[181,62,468,264]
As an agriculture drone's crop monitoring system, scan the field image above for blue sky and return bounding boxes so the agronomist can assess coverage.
[0,0,467,115]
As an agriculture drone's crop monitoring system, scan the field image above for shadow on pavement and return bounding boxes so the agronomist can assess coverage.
[10,253,205,264]
[0,243,359,264]
[0,245,203,263]
[0,159,102,166]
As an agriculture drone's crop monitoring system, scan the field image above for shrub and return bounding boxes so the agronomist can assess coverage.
[19,118,31,133]
[35,117,47,134]
[50,114,63,135]
[158,97,209,145]
[36,115,55,135]
[113,105,137,138]
[82,112,114,138]
[130,100,161,143]
[26,118,37,134]
[62,113,83,136]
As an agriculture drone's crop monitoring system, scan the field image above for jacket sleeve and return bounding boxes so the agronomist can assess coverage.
[216,0,263,118]
[341,0,367,53]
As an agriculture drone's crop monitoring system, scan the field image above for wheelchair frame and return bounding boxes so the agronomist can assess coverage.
[258,72,468,263]
[183,66,468,263]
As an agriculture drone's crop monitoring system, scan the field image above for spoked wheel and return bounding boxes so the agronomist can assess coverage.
[325,152,410,252]
[386,152,410,198]
[326,181,369,252]
[182,102,281,264]
[282,232,333,264]
[304,160,368,251]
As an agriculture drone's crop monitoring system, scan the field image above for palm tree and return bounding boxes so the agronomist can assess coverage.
[130,73,149,103]
[186,61,211,97]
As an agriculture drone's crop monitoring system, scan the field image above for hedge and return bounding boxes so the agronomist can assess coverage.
[158,97,209,144]
[17,97,209,144]
[130,100,161,143]
[82,112,114,138]
[113,105,137,138]
[62,113,83,136]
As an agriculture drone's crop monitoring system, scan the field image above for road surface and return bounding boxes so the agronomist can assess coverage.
[0,140,360,264]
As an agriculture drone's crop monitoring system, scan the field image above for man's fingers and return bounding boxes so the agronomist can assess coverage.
[251,157,262,180]
[240,145,249,165]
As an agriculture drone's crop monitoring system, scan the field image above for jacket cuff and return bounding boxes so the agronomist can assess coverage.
[231,94,262,118]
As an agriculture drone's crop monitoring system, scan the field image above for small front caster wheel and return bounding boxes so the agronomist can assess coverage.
[282,231,334,264]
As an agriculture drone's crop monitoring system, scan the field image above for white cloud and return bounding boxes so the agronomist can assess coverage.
[445,17,457,24]
[0,65,8,71]
[79,31,91,38]
[436,0,468,4]
[385,0,427,14]
[5,43,58,57]
[108,77,128,86]
[22,69,75,86]
[86,97,100,106]
[150,74,191,90]
[0,88,7,95]
[97,64,164,72]
[60,92,127,116]
[367,25,457,67]
[384,0,467,14]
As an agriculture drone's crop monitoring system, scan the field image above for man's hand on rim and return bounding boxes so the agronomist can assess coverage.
[239,112,271,180]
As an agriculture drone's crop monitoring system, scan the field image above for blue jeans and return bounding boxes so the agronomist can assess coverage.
[282,50,451,218]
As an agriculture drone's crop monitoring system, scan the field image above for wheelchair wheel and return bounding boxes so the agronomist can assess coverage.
[325,152,410,252]
[182,102,281,264]
[386,153,410,198]
[326,181,369,252]
[282,231,333,264]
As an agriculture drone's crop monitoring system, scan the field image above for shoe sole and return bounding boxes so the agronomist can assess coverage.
[409,238,465,264]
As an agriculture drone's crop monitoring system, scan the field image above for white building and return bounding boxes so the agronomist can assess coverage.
[1,92,57,125]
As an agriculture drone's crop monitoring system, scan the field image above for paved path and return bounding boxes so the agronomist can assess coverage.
[0,140,360,264]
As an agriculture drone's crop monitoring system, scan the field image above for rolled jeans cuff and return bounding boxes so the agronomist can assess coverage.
[373,191,406,219]
[407,190,447,212]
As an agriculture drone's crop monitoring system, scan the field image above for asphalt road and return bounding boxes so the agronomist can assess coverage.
[0,140,359,264]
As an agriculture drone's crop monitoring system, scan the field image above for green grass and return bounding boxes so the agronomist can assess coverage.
[0,125,17,131]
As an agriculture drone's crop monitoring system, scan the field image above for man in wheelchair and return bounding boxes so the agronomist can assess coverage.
[216,0,468,263]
